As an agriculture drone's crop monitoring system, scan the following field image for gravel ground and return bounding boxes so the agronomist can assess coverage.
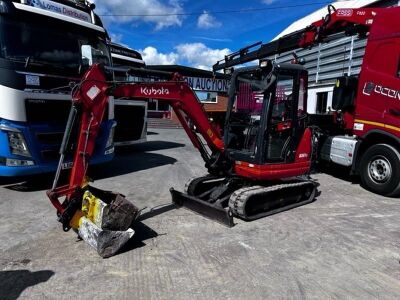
[0,128,399,300]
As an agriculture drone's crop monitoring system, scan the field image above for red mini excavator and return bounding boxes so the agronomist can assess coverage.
[47,5,388,256]
[46,62,318,255]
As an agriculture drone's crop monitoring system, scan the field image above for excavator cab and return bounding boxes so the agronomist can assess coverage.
[225,64,309,167]
[173,62,317,226]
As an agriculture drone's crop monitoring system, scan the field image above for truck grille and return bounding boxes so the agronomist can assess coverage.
[25,99,109,123]
[114,105,146,142]
[39,127,104,162]
[25,98,111,162]
[36,132,65,145]
[26,99,71,123]
[41,149,61,161]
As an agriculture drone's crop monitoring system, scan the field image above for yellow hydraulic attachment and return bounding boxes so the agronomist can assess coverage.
[69,185,139,258]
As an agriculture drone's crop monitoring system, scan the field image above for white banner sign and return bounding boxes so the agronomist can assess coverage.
[26,0,91,23]
[184,77,229,93]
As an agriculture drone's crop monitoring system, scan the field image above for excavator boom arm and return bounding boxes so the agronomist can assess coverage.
[112,82,224,152]
[48,64,224,219]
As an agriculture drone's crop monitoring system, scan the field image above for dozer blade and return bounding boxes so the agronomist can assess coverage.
[170,188,234,227]
[69,186,140,258]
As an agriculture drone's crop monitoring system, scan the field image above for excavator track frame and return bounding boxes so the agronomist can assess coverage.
[229,180,319,221]
[172,175,319,227]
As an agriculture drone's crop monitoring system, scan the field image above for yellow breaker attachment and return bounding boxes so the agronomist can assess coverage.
[70,186,139,258]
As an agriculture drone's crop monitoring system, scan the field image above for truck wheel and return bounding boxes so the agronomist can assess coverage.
[359,144,400,197]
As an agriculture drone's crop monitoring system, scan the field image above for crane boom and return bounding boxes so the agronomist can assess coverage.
[213,6,376,71]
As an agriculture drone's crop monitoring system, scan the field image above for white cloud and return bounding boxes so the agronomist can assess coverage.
[93,0,184,30]
[109,33,123,44]
[197,11,221,29]
[139,43,230,69]
[194,36,232,42]
[175,43,230,69]
[140,46,178,65]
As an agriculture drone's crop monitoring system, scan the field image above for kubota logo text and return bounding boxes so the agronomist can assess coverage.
[140,87,170,96]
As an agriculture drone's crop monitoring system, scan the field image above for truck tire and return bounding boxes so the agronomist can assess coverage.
[359,144,400,197]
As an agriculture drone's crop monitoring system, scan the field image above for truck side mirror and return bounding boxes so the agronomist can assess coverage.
[81,45,93,66]
[332,75,358,110]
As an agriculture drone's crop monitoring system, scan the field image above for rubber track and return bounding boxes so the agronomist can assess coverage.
[229,181,316,220]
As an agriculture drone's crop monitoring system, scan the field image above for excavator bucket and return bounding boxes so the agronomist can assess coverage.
[69,186,139,258]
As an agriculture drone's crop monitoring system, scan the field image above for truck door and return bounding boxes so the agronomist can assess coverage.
[384,55,400,132]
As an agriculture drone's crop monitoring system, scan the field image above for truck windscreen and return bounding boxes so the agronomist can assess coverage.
[0,14,110,75]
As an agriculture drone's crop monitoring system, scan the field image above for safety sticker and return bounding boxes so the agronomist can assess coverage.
[86,85,101,100]
[353,123,364,131]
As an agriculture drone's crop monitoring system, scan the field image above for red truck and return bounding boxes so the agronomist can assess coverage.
[214,5,400,197]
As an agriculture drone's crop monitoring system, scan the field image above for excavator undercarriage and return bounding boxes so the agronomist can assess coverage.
[172,175,318,227]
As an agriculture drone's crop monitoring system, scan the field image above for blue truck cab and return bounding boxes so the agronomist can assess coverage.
[0,0,115,176]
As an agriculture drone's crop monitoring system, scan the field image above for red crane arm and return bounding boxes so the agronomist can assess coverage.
[299,7,377,48]
[213,6,383,71]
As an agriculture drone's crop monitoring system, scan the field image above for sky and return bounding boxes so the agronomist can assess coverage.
[92,0,334,69]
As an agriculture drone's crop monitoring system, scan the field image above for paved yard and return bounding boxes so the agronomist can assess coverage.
[0,129,399,300]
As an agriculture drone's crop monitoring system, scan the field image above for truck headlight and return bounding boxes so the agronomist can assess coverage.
[7,131,31,157]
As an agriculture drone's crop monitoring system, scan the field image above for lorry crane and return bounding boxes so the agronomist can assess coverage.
[214,5,400,197]
[47,4,400,256]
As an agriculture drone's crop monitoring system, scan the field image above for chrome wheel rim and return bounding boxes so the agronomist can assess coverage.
[368,156,392,184]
